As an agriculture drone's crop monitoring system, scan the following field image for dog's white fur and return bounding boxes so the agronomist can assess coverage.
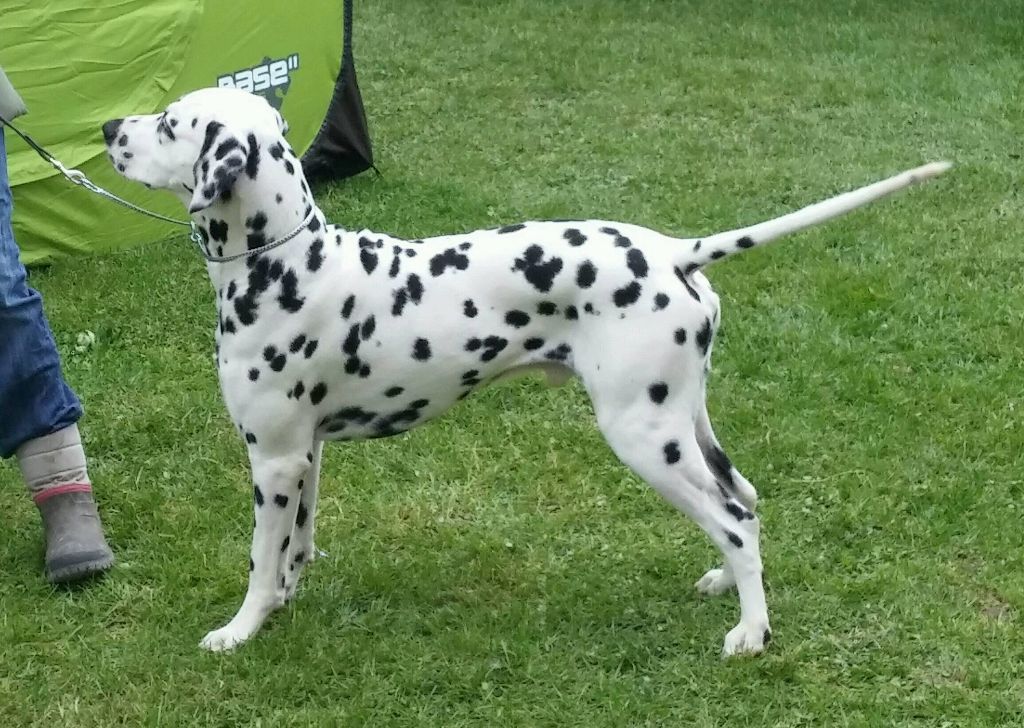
[104,87,949,655]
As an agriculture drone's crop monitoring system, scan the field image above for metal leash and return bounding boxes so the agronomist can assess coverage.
[1,115,315,263]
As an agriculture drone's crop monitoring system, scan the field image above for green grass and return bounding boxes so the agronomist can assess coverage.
[1,0,1022,724]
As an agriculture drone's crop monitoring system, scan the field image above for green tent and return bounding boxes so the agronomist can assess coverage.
[5,0,372,265]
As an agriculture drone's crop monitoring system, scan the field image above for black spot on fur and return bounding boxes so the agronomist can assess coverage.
[310,382,328,405]
[280,535,290,553]
[406,274,423,303]
[564,228,587,246]
[413,338,432,361]
[341,295,355,319]
[537,301,557,316]
[389,254,401,278]
[673,266,702,302]
[696,318,712,356]
[664,441,681,465]
[705,445,737,492]
[613,281,642,307]
[248,368,259,381]
[278,270,304,313]
[234,295,258,325]
[513,245,563,293]
[465,338,482,352]
[274,494,289,508]
[576,261,597,288]
[385,386,404,398]
[498,223,526,233]
[653,293,669,310]
[737,236,755,249]
[430,248,470,276]
[464,299,478,318]
[626,248,649,278]
[270,355,286,372]
[304,339,318,358]
[710,250,726,260]
[296,503,309,528]
[245,432,257,444]
[289,335,307,353]
[726,531,744,548]
[214,137,240,160]
[360,247,379,275]
[209,219,229,242]
[648,383,669,404]
[544,343,571,362]
[343,324,361,356]
[480,336,508,362]
[362,315,376,340]
[307,239,324,272]
[524,338,544,350]
[253,485,265,507]
[505,310,531,328]
[725,500,754,521]
[293,381,305,399]
[245,133,260,179]
[674,328,687,345]
[565,305,579,321]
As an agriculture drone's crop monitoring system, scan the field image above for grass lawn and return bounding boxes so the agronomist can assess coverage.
[2,0,1022,724]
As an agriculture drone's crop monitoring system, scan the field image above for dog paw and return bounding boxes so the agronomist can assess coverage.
[199,624,252,652]
[695,567,736,596]
[721,622,771,658]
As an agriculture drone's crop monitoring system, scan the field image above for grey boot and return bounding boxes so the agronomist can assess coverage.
[37,490,115,583]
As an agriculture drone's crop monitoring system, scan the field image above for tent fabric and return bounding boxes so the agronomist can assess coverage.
[4,0,372,265]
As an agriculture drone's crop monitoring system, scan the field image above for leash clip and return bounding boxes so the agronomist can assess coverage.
[49,157,87,186]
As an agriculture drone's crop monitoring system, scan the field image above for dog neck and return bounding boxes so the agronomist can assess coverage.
[189,149,320,273]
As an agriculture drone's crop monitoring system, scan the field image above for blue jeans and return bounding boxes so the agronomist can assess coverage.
[0,129,82,458]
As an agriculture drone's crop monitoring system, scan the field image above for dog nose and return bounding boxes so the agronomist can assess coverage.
[102,119,124,145]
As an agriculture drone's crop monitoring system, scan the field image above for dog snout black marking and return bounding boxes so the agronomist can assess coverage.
[102,119,124,145]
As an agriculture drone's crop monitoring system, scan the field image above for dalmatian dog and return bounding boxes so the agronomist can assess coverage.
[102,87,949,655]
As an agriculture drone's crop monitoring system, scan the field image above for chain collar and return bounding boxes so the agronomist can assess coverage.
[191,206,317,263]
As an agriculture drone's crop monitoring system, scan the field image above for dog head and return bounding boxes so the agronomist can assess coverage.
[102,87,289,213]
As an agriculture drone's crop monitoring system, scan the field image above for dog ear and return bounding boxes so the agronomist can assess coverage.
[189,122,249,213]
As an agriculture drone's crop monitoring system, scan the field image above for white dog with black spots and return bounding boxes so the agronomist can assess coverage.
[103,87,949,655]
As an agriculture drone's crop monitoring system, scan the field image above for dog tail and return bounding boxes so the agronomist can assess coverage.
[679,162,952,270]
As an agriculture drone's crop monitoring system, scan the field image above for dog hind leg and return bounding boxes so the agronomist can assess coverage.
[590,393,770,657]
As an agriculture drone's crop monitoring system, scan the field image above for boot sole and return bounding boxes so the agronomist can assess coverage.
[47,551,115,584]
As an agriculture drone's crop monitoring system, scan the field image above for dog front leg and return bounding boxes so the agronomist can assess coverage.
[200,450,308,651]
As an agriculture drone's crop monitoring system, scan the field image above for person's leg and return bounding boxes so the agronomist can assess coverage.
[0,129,113,582]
